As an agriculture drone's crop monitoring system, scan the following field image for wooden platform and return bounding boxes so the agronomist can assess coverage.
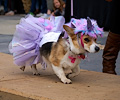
[0,53,120,100]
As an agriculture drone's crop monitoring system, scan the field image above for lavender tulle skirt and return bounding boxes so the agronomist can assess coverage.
[9,15,65,67]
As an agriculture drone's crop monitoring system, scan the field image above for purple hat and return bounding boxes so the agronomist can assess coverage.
[64,17,104,38]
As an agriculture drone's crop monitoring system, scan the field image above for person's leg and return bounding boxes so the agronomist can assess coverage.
[15,0,25,14]
[34,0,39,14]
[103,32,120,74]
[5,0,15,15]
[36,0,39,10]
[10,0,15,11]
[4,0,8,13]
[41,0,47,13]
[64,0,71,23]
[0,0,4,15]
[30,0,36,13]
[21,0,31,14]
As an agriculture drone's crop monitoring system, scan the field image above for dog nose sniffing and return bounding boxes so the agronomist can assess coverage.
[95,46,100,52]
[87,43,100,53]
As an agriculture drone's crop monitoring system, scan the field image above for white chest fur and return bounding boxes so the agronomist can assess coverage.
[60,51,81,69]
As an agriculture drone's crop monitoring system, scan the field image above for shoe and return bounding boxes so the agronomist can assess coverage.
[36,13,44,17]
[40,14,50,19]
[0,6,4,15]
[34,9,39,15]
[29,12,34,16]
[5,11,14,16]
[0,6,4,11]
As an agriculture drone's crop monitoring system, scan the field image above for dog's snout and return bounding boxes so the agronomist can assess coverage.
[95,46,100,52]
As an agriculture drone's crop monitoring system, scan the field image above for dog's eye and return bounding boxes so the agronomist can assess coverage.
[84,38,90,42]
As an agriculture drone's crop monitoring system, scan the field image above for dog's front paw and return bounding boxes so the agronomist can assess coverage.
[68,73,78,78]
[31,64,40,75]
[32,67,40,75]
[33,71,40,75]
[61,78,72,84]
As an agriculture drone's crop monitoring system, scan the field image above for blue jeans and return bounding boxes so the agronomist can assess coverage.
[30,0,40,13]
[4,0,8,12]
[41,0,47,13]
[36,0,39,10]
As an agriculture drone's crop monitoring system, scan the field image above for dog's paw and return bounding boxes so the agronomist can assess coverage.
[68,73,77,78]
[31,64,40,75]
[61,78,72,84]
[33,71,40,75]
[20,66,25,71]
[32,69,40,75]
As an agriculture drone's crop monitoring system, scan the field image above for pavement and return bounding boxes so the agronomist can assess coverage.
[0,53,120,100]
[0,15,120,100]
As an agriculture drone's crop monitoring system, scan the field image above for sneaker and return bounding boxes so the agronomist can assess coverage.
[36,13,44,17]
[29,12,34,16]
[0,6,4,11]
[40,14,50,19]
[34,9,39,15]
[5,11,14,16]
[0,6,4,15]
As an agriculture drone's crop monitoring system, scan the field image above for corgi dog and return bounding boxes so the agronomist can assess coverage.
[16,17,104,84]
[27,24,101,84]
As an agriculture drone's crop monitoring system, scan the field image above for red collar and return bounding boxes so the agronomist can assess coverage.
[68,54,85,63]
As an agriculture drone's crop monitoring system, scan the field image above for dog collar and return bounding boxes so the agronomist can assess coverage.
[68,54,85,63]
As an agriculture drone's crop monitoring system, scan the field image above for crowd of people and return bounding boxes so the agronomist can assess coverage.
[0,0,66,18]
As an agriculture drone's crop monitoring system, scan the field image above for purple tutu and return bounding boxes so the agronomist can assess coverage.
[9,15,65,66]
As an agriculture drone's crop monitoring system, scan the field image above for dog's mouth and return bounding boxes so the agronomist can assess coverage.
[85,48,100,53]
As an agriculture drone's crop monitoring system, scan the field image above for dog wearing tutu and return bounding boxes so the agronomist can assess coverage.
[9,15,104,84]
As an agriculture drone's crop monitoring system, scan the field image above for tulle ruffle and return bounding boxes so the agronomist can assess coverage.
[9,15,65,66]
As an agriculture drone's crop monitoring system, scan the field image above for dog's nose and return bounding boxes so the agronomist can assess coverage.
[95,46,100,52]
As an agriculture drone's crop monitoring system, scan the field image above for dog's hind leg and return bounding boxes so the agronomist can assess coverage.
[68,65,80,78]
[52,65,72,84]
[31,64,40,75]
[20,66,25,71]
[42,56,52,68]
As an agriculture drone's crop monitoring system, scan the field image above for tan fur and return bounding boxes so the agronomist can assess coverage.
[63,25,85,54]
[49,37,67,66]
[71,35,80,49]
[28,25,102,84]
[82,35,97,50]
[83,35,93,50]
[82,35,104,50]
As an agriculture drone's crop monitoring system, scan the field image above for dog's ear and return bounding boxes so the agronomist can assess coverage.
[63,25,74,36]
